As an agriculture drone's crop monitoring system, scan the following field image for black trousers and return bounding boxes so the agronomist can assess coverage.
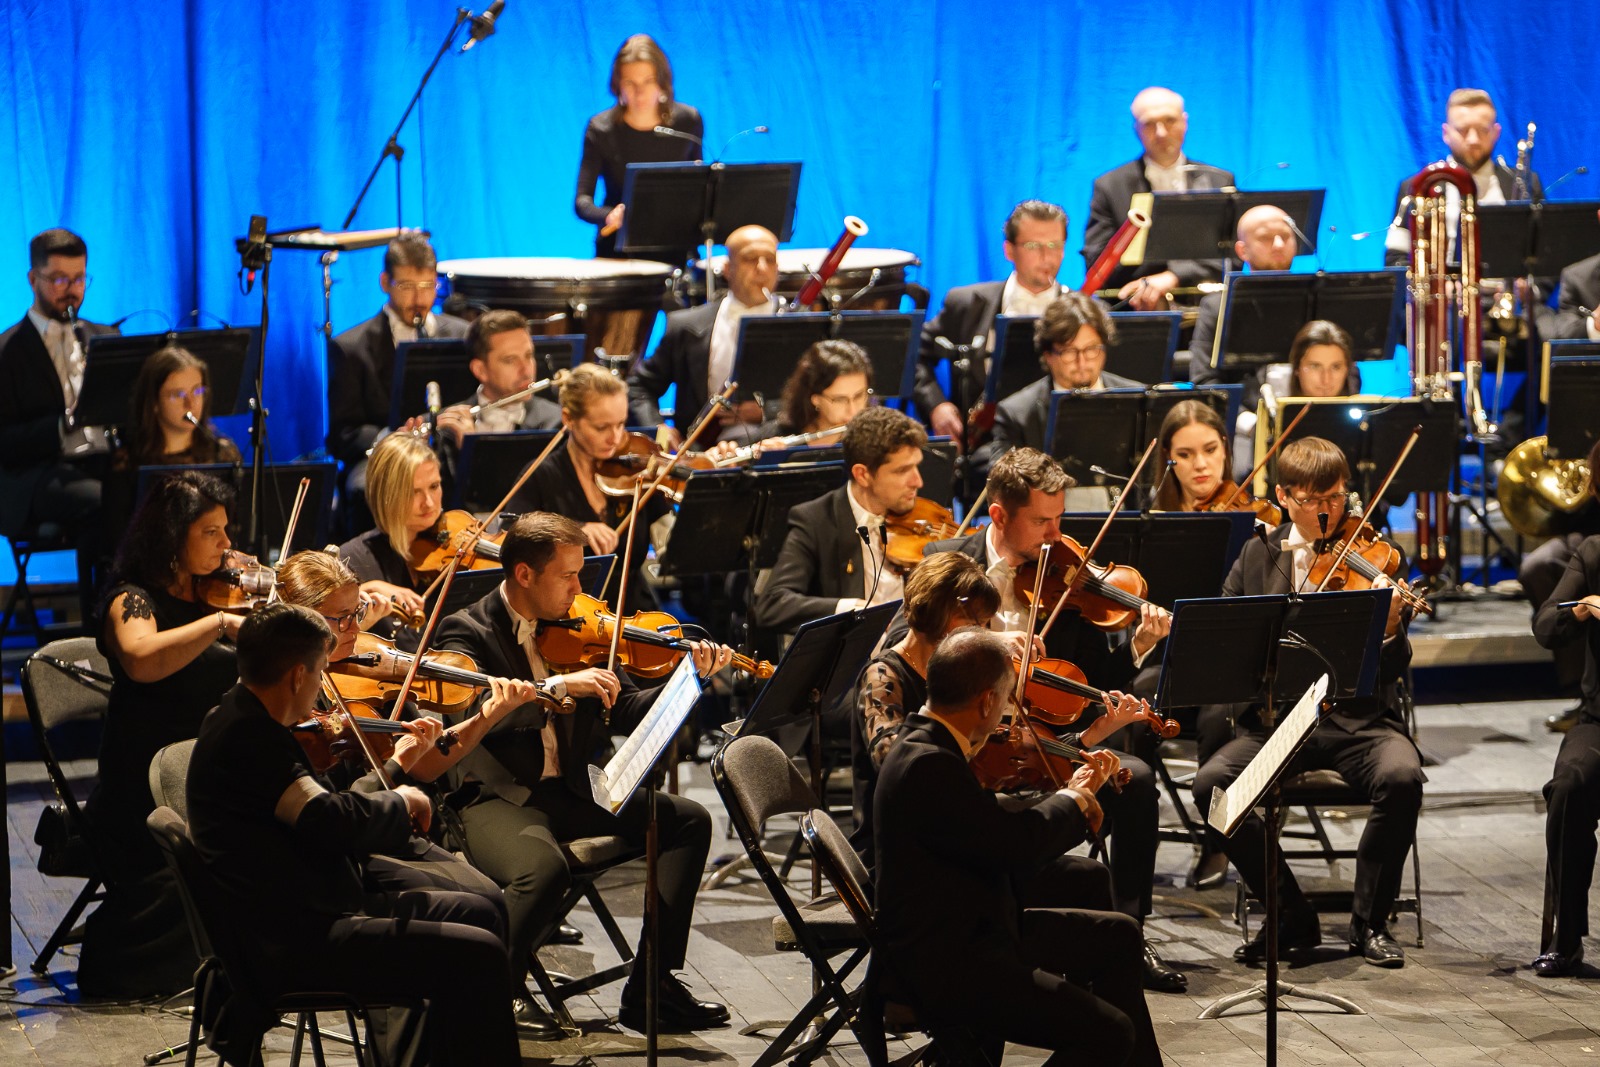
[1544,719,1600,954]
[459,779,712,985]
[364,839,509,945]
[1093,750,1160,924]
[1523,533,1587,690]
[1192,717,1423,928]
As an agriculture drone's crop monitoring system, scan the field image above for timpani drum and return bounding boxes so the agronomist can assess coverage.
[437,257,675,363]
[689,247,920,309]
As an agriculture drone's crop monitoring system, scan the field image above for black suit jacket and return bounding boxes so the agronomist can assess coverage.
[1220,521,1412,733]
[628,298,720,429]
[1082,157,1235,291]
[873,714,1089,994]
[969,371,1144,483]
[755,484,867,634]
[914,281,1005,418]
[1549,253,1600,340]
[434,586,658,803]
[326,309,470,463]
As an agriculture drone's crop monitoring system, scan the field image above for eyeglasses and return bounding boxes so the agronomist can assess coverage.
[40,273,91,291]
[1286,490,1348,510]
[817,388,871,408]
[1050,344,1106,362]
[1016,241,1065,253]
[322,597,370,631]
[161,386,208,404]
[389,281,437,297]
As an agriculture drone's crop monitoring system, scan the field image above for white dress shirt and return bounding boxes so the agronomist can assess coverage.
[1144,153,1190,193]
[708,294,773,399]
[501,584,567,781]
[27,306,84,412]
[471,384,524,434]
[842,483,904,612]
[384,304,438,344]
[983,524,1027,634]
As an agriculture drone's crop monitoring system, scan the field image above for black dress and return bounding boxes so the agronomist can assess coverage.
[338,526,424,652]
[575,102,703,260]
[79,580,238,995]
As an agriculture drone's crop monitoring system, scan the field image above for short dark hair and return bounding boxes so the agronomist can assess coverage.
[904,552,1000,639]
[237,603,334,688]
[1004,200,1068,244]
[1277,436,1350,494]
[841,406,926,474]
[30,228,87,269]
[1288,319,1356,396]
[113,471,235,590]
[501,512,586,575]
[926,627,1012,710]
[384,232,437,275]
[987,447,1072,515]
[1035,292,1115,362]
[778,339,874,435]
[468,308,530,365]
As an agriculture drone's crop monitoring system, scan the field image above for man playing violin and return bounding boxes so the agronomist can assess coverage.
[873,627,1163,1067]
[901,446,1182,992]
[433,511,734,1036]
[187,602,520,1066]
[1192,435,1422,969]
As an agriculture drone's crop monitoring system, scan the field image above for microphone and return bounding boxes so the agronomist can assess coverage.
[857,524,888,611]
[1148,459,1176,509]
[460,0,504,52]
[653,125,704,149]
[1546,166,1591,195]
[413,314,429,340]
[1238,161,1292,186]
[714,125,770,161]
[425,380,442,447]
[107,308,177,331]
[189,308,233,330]
[1317,510,1331,548]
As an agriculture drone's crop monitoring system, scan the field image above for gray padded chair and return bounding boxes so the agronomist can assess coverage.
[149,739,198,822]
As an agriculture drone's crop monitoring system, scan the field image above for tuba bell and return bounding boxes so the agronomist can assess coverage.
[1497,436,1594,538]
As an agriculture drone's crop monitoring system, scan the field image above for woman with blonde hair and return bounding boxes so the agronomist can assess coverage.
[337,433,442,649]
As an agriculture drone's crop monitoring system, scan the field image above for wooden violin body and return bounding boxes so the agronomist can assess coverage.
[410,510,504,576]
[1196,480,1283,527]
[538,593,774,679]
[193,553,276,612]
[1014,537,1151,633]
[593,433,714,504]
[327,631,576,715]
[296,692,413,774]
[884,498,962,574]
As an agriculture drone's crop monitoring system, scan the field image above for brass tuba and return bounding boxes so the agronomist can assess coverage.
[1497,435,1594,537]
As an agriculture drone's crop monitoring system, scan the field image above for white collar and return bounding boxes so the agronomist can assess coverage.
[384,303,435,339]
[27,305,64,337]
[846,482,883,529]
[1000,273,1060,314]
[499,583,538,647]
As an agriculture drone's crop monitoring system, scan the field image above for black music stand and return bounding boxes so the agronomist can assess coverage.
[1109,311,1183,384]
[389,339,473,429]
[919,438,958,508]
[733,311,922,409]
[1058,512,1254,609]
[79,327,255,426]
[533,334,587,377]
[1275,397,1458,508]
[1044,387,1237,487]
[618,160,801,278]
[659,464,843,578]
[1211,269,1404,369]
[135,461,336,561]
[1540,342,1600,406]
[1544,356,1600,460]
[453,430,561,513]
[1141,189,1326,263]
[987,315,1043,405]
[1479,200,1600,279]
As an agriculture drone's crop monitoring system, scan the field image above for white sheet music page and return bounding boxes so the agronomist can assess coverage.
[589,655,703,813]
[1207,674,1328,837]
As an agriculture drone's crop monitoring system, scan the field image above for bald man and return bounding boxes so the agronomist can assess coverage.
[628,224,779,444]
[1186,204,1300,402]
[1082,87,1235,311]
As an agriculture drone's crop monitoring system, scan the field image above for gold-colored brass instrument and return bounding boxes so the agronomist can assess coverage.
[1497,436,1594,538]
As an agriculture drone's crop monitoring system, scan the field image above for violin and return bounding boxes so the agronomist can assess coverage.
[592,432,716,504]
[537,592,775,680]
[295,689,417,774]
[1018,656,1180,737]
[1014,536,1153,633]
[970,711,1133,794]
[1196,480,1284,527]
[410,510,505,576]
[884,498,962,574]
[328,631,575,715]
[1305,514,1434,616]
[193,552,277,612]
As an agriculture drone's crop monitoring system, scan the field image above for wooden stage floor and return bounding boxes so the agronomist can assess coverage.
[3,694,1588,1066]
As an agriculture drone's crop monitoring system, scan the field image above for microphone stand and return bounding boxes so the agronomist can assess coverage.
[341,8,474,230]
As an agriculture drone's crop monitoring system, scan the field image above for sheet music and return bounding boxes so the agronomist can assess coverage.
[588,656,703,813]
[1207,674,1328,837]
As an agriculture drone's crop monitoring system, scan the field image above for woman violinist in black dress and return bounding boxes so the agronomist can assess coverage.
[337,432,443,651]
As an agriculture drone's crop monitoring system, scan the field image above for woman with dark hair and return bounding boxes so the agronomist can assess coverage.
[1152,399,1231,512]
[78,470,243,996]
[717,338,874,452]
[575,33,704,259]
[1286,319,1360,398]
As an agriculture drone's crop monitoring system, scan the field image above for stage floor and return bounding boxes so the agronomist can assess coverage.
[4,695,1587,1066]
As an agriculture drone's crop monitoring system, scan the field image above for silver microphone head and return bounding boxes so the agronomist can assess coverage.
[183,411,200,427]
[425,381,442,415]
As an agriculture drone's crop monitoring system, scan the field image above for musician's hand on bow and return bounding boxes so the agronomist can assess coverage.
[688,640,734,680]
[556,667,621,709]
[1130,602,1172,659]
[363,580,423,619]
[395,784,433,836]
[998,630,1046,663]
[581,522,620,555]
[929,402,966,452]
[392,715,445,773]
[1570,595,1600,622]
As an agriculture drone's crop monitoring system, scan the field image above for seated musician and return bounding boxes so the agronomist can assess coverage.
[186,602,520,1066]
[916,199,1068,446]
[715,338,873,454]
[903,446,1181,992]
[104,344,243,529]
[337,433,443,651]
[1546,208,1600,340]
[433,511,734,1034]
[76,472,242,996]
[1191,436,1422,969]
[627,224,778,445]
[1083,87,1233,311]
[436,309,563,445]
[0,227,118,604]
[326,232,468,531]
[873,627,1164,1066]
[1532,445,1600,976]
[1186,203,1300,402]
[970,291,1142,483]
[756,406,925,635]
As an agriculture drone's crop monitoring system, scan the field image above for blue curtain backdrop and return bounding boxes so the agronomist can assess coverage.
[3,0,1597,461]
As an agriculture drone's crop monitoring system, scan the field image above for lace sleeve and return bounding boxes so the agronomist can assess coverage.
[858,660,910,770]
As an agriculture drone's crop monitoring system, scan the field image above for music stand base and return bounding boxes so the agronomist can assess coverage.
[1198,980,1365,1020]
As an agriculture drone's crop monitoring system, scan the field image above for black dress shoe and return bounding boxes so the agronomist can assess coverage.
[513,996,566,1041]
[1234,908,1320,965]
[547,923,584,945]
[1188,850,1230,890]
[1141,941,1188,993]
[1533,944,1584,977]
[618,972,731,1032]
[1347,921,1406,968]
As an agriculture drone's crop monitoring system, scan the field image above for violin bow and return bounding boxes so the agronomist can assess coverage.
[419,428,569,604]
[595,483,645,726]
[953,485,989,539]
[1037,437,1158,645]
[387,554,462,721]
[322,673,396,790]
[259,477,312,608]
[1009,544,1068,791]
[1221,401,1315,511]
[1310,424,1431,615]
[612,381,738,542]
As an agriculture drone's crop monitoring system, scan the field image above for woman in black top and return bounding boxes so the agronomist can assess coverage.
[575,33,703,260]
[716,338,874,451]
[337,433,443,651]
[79,470,243,995]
